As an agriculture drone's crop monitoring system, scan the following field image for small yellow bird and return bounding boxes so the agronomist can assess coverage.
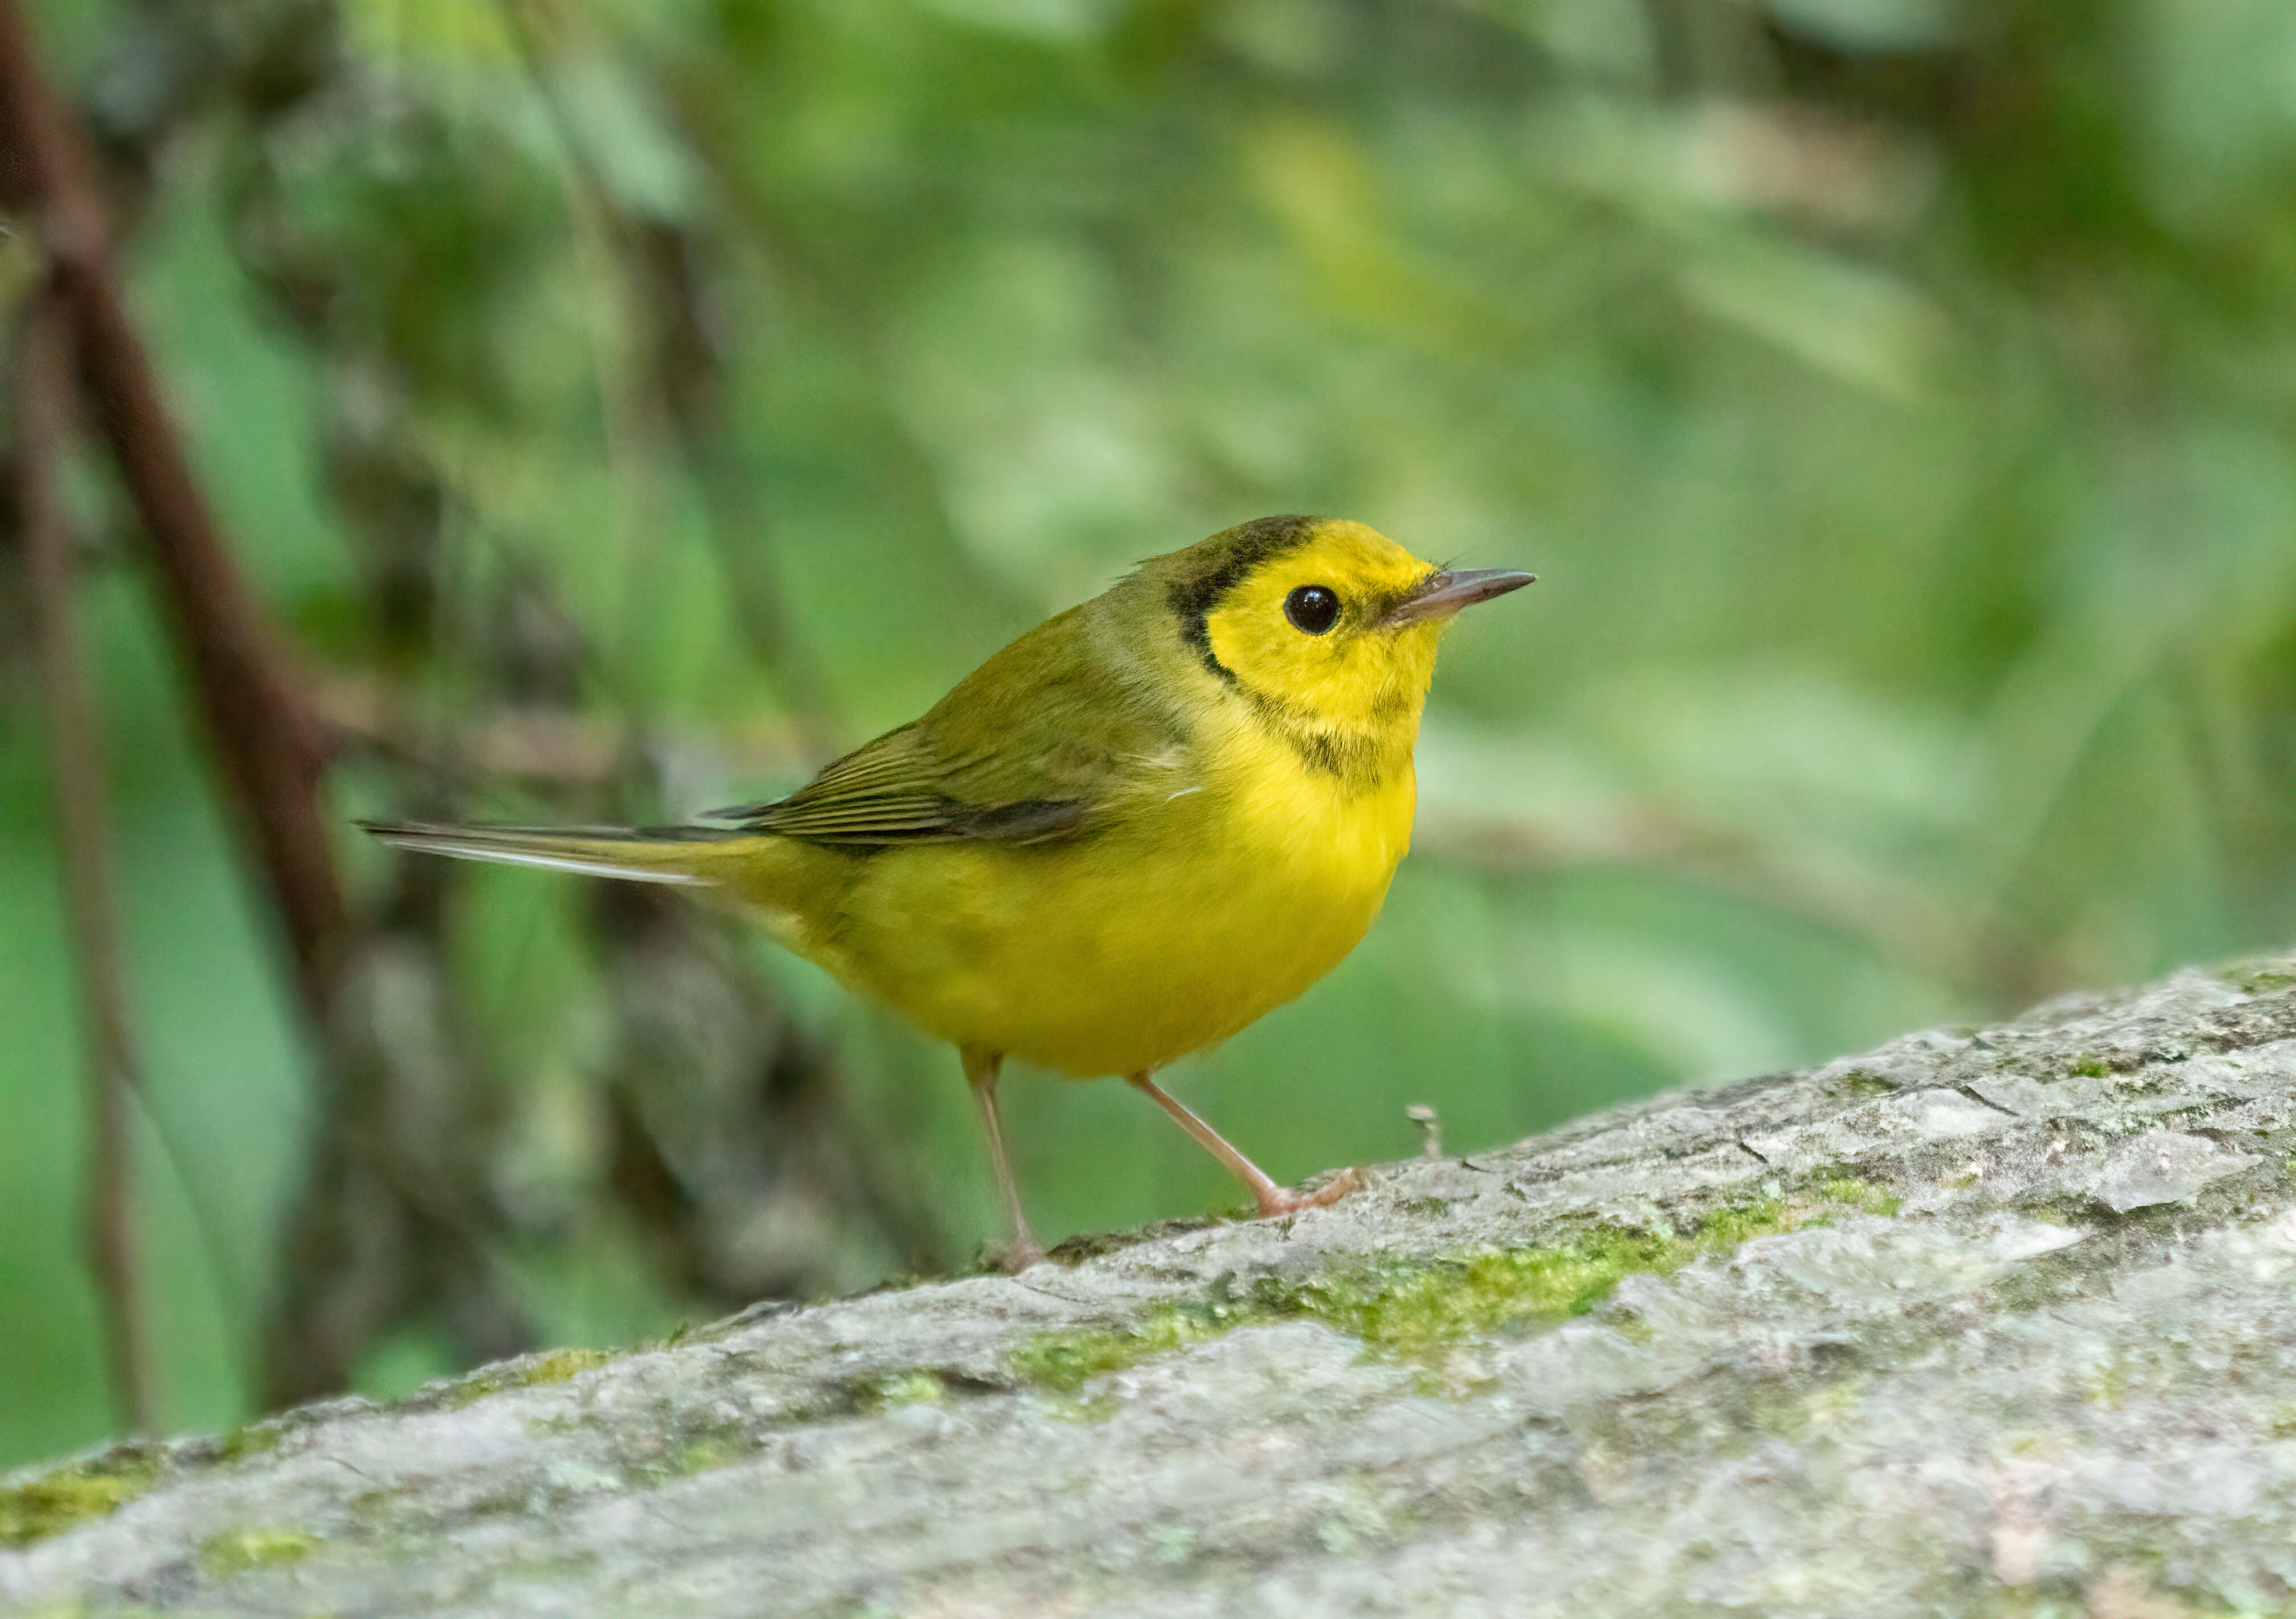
[366,516,1532,1266]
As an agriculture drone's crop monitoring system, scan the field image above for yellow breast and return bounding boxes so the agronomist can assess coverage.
[822,728,1415,1078]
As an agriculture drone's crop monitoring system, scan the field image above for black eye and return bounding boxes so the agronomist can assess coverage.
[1285,584,1340,634]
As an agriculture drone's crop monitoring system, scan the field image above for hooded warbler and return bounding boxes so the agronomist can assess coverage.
[366,515,1533,1267]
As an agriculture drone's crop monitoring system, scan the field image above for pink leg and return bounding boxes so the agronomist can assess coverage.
[1128,1072,1362,1219]
[963,1045,1046,1272]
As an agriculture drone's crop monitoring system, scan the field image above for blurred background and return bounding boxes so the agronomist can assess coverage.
[5,0,2296,1469]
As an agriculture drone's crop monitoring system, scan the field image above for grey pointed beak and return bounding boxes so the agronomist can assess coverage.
[1380,567,1536,628]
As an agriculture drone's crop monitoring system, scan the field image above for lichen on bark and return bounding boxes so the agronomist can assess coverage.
[7,958,2296,1617]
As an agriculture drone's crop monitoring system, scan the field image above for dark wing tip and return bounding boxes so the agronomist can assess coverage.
[701,800,781,823]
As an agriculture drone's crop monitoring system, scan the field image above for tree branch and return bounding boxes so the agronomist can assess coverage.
[17,284,153,1436]
[0,0,346,1016]
[7,957,2296,1613]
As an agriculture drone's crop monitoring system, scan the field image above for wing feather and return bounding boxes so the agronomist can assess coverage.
[717,600,1192,848]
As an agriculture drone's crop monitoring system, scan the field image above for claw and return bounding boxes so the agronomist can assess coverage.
[988,1234,1050,1274]
[1254,1166,1366,1219]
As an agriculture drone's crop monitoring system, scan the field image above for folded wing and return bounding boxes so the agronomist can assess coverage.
[713,603,1193,848]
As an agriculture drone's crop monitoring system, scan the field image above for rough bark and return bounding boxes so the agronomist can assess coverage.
[9,957,2296,1617]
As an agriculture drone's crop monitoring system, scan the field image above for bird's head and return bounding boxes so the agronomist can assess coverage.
[1157,516,1533,734]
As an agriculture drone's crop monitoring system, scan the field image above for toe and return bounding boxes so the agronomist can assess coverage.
[988,1236,1050,1273]
[1254,1167,1366,1218]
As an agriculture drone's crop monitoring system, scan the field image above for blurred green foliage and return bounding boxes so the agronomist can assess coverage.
[5,0,2296,1465]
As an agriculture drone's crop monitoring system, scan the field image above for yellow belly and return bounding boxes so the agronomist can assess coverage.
[807,753,1415,1077]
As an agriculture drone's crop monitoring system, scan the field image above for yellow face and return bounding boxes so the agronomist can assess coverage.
[1200,519,1444,732]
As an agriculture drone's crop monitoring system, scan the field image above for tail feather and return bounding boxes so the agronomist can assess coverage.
[359,820,757,888]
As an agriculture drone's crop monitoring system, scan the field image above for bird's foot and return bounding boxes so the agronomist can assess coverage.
[986,1234,1050,1274]
[1253,1166,1366,1220]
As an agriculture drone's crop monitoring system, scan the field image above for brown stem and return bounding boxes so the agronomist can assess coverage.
[0,0,346,1016]
[18,286,154,1434]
